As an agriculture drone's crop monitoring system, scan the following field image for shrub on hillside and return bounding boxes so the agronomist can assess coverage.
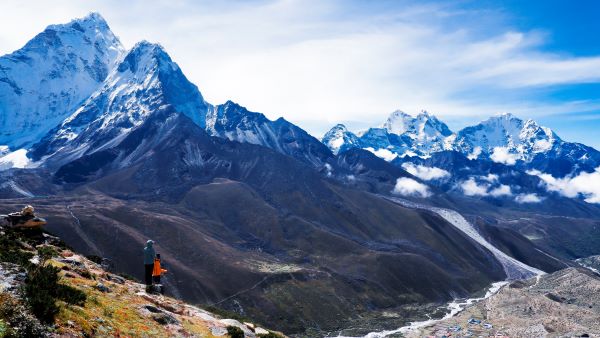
[24,264,87,323]
[0,231,34,266]
[56,284,86,306]
[24,265,61,323]
[227,325,244,338]
[85,255,103,265]
[0,292,45,337]
[37,246,58,263]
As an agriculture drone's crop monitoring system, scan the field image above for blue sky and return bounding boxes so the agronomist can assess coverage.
[0,0,599,148]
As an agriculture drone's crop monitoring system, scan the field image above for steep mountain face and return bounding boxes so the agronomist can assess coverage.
[321,124,360,155]
[454,113,559,160]
[454,113,600,176]
[207,101,334,167]
[0,13,124,149]
[382,110,455,154]
[29,41,210,168]
[322,111,455,158]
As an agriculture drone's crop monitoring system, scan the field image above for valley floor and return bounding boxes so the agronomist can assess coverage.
[405,267,600,338]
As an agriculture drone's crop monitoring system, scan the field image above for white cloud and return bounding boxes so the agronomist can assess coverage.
[528,167,600,204]
[460,178,489,196]
[401,163,450,181]
[364,147,398,162]
[460,176,513,198]
[489,184,512,197]
[393,177,432,198]
[490,147,519,165]
[0,149,32,170]
[482,173,499,183]
[2,1,600,139]
[515,193,542,203]
[324,163,333,177]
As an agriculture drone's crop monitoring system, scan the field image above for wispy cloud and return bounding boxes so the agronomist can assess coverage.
[401,163,450,181]
[393,177,432,198]
[2,0,600,139]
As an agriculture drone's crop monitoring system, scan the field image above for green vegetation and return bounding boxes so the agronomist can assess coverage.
[227,325,244,338]
[85,255,103,265]
[0,293,44,337]
[0,228,86,326]
[0,229,34,266]
[24,264,87,324]
[37,246,58,262]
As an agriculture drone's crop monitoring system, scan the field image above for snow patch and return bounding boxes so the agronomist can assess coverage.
[490,147,518,165]
[467,146,482,160]
[533,139,552,152]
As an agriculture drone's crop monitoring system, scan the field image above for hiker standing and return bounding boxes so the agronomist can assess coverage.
[143,240,156,286]
[152,254,168,284]
[152,253,168,294]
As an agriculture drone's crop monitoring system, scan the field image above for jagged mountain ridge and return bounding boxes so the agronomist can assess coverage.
[29,40,210,168]
[323,112,600,177]
[1,13,331,172]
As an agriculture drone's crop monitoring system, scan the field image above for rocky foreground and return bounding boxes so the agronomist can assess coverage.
[0,227,283,337]
[407,267,600,337]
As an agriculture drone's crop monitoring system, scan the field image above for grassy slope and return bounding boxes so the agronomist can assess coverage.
[0,227,283,337]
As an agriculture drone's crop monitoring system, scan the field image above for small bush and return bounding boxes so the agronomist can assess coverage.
[227,326,244,338]
[24,265,61,323]
[0,293,45,337]
[24,264,87,324]
[85,255,103,265]
[37,246,58,263]
[76,268,93,280]
[0,231,34,266]
[56,285,86,306]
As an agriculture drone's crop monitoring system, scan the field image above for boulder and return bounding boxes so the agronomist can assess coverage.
[152,313,180,325]
[255,327,269,335]
[144,304,162,313]
[96,282,111,293]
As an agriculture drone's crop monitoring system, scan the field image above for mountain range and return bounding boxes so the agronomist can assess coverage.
[1,13,599,336]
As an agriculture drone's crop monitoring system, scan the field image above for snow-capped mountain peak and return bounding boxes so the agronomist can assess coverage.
[321,124,360,155]
[0,12,124,149]
[29,39,209,165]
[454,113,562,162]
[383,109,453,140]
[383,110,414,135]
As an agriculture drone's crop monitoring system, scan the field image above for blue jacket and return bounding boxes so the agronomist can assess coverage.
[144,243,156,265]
